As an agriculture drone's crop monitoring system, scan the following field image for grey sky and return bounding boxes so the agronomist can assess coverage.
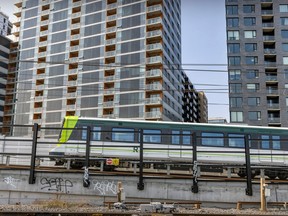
[1,0,229,121]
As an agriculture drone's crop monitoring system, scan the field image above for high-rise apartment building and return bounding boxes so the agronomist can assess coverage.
[4,0,203,137]
[226,0,288,127]
[0,35,10,125]
[0,11,12,36]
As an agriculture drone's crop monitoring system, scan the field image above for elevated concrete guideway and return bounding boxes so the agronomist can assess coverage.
[0,169,288,206]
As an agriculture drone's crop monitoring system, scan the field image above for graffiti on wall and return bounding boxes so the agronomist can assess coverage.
[40,177,73,194]
[92,180,117,195]
[3,176,21,188]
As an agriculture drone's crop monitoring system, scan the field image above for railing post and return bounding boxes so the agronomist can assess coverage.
[191,132,198,193]
[29,123,38,184]
[83,126,91,187]
[137,129,144,190]
[245,134,253,196]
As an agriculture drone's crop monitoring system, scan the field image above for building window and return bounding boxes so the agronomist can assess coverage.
[281,30,288,38]
[227,43,240,53]
[280,4,288,12]
[245,43,257,52]
[286,97,288,106]
[229,70,241,80]
[282,43,288,52]
[248,111,261,120]
[245,56,258,65]
[247,83,259,92]
[284,57,288,65]
[230,97,242,108]
[230,83,242,93]
[285,69,288,79]
[248,97,260,106]
[226,5,238,15]
[227,18,239,27]
[281,17,288,25]
[227,31,239,40]
[244,17,256,26]
[231,111,243,122]
[244,30,256,38]
[243,5,255,13]
[246,70,259,79]
[228,56,241,65]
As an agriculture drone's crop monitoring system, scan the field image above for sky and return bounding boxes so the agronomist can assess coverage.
[1,0,229,121]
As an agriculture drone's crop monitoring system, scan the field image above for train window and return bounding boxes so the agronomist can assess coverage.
[228,134,244,147]
[82,126,87,140]
[261,135,269,149]
[183,131,191,145]
[272,136,280,150]
[143,129,161,143]
[201,132,224,146]
[92,126,101,141]
[112,128,134,142]
[172,130,180,144]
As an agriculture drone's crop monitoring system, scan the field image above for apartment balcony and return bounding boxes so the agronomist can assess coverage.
[67,80,77,86]
[147,5,162,18]
[146,56,162,65]
[146,43,162,54]
[104,75,116,82]
[145,97,162,105]
[103,101,114,107]
[264,49,276,54]
[71,34,80,40]
[262,23,274,28]
[42,0,51,5]
[34,96,44,102]
[105,50,116,57]
[13,18,21,27]
[34,107,43,113]
[264,62,277,67]
[5,110,14,115]
[10,57,18,63]
[266,75,277,82]
[37,63,46,68]
[40,30,48,36]
[37,73,46,79]
[106,26,117,33]
[73,1,81,7]
[12,27,20,36]
[33,119,42,124]
[106,38,116,45]
[14,8,22,17]
[146,30,162,40]
[267,103,279,109]
[41,20,49,26]
[71,23,81,30]
[145,111,162,119]
[68,68,78,75]
[107,3,117,10]
[107,14,117,22]
[146,83,162,91]
[10,47,19,53]
[39,41,48,47]
[268,117,280,123]
[41,10,50,16]
[146,69,162,78]
[263,36,275,41]
[147,17,162,28]
[67,92,77,98]
[15,0,22,8]
[38,51,47,58]
[104,88,115,95]
[261,10,273,15]
[70,45,80,52]
[36,84,45,91]
[261,0,272,2]
[71,12,81,19]
[70,57,79,63]
[67,104,76,111]
[101,113,118,118]
[266,88,278,95]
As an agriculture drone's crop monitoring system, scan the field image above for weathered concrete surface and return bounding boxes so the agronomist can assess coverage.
[0,170,287,205]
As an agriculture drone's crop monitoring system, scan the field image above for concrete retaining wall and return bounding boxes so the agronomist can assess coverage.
[0,170,287,205]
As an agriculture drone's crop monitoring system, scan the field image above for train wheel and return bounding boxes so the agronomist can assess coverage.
[265,170,277,179]
[277,172,288,180]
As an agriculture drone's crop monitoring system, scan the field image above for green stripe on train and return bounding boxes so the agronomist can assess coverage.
[58,116,79,146]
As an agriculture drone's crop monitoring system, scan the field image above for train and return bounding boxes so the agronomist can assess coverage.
[49,116,288,179]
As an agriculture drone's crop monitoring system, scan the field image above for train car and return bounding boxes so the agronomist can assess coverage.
[49,116,288,179]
